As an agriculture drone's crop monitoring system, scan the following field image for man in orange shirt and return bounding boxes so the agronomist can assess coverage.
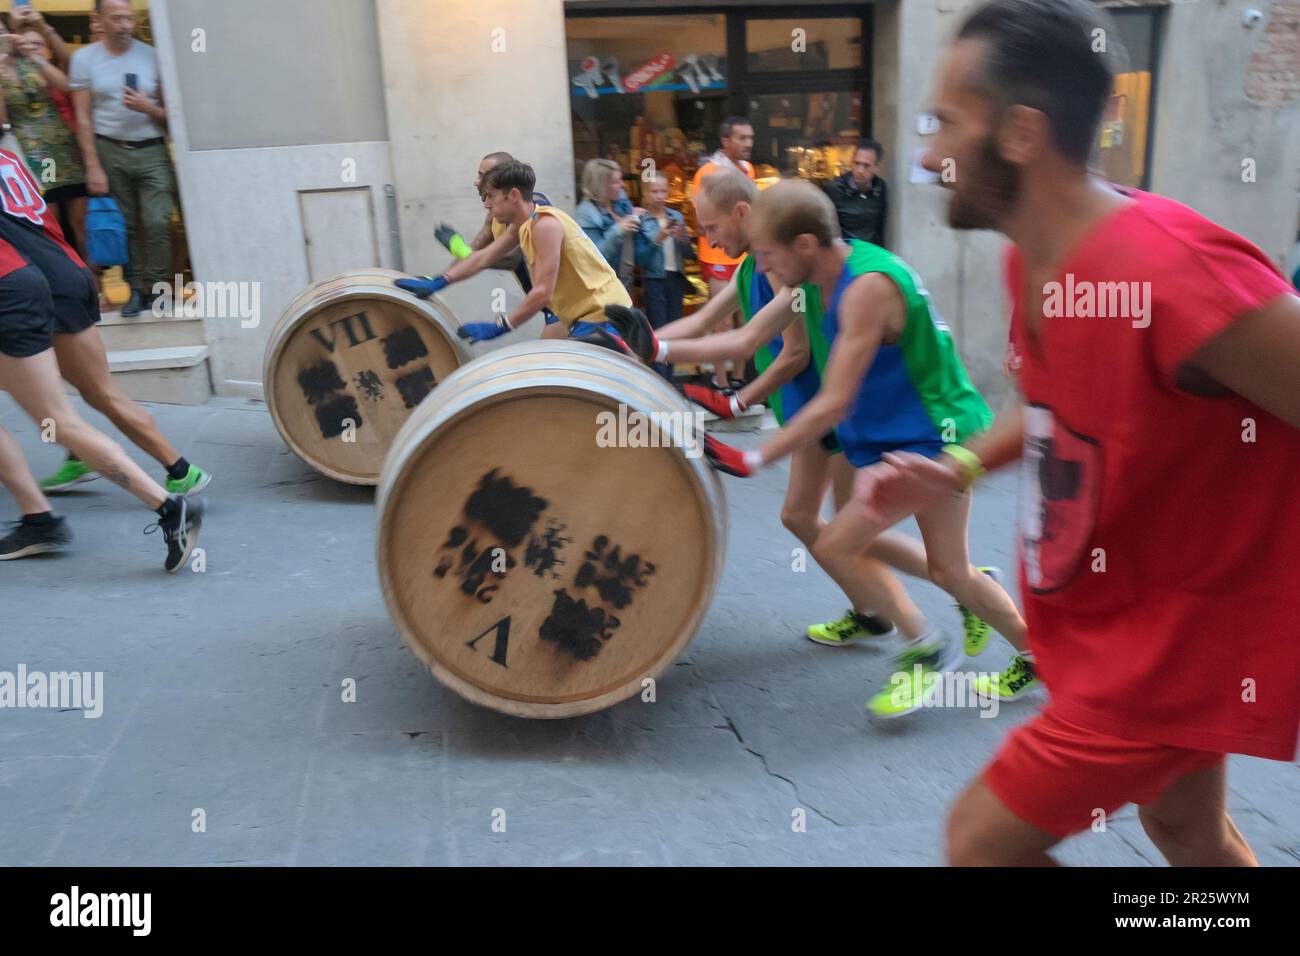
[690,116,757,295]
[691,117,756,384]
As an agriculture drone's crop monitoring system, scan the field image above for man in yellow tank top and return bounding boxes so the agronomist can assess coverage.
[393,160,631,344]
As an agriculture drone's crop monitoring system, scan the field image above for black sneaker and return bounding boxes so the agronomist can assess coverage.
[120,290,145,318]
[602,304,658,363]
[0,516,72,560]
[145,495,204,574]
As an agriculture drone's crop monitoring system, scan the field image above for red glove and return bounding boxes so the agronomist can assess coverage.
[683,383,747,419]
[703,435,756,477]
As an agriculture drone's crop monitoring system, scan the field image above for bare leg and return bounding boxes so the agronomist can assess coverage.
[0,350,166,509]
[53,326,180,467]
[812,499,930,639]
[913,489,1028,649]
[825,452,931,578]
[0,424,52,514]
[540,321,568,341]
[947,777,1061,866]
[65,195,90,261]
[1138,762,1256,866]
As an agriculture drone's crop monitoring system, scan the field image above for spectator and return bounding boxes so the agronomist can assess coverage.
[634,173,693,333]
[689,117,756,295]
[0,21,88,260]
[575,157,640,276]
[824,138,888,247]
[69,0,177,318]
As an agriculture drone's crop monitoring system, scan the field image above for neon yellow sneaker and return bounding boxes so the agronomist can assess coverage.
[165,464,212,497]
[806,608,895,646]
[959,566,1003,656]
[974,654,1039,702]
[39,458,98,493]
[867,634,959,719]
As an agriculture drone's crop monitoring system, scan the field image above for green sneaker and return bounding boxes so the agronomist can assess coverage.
[974,654,1039,702]
[867,634,960,719]
[806,608,896,646]
[39,458,98,493]
[165,464,212,497]
[959,566,1003,656]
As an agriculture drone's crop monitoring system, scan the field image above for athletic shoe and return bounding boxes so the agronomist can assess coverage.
[165,464,212,497]
[806,608,896,646]
[867,632,960,719]
[603,304,659,363]
[39,458,98,493]
[0,516,72,560]
[974,654,1040,702]
[145,495,204,574]
[959,566,1003,656]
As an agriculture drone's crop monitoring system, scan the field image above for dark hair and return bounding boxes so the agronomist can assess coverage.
[957,0,1117,164]
[482,160,535,200]
[855,139,884,161]
[719,116,752,141]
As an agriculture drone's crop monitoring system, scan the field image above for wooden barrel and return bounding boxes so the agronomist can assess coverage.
[264,268,473,485]
[376,340,727,718]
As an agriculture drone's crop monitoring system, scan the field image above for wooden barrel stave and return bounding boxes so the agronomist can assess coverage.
[264,269,472,485]
[377,341,726,718]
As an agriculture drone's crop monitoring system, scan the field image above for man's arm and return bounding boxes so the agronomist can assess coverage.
[664,286,800,364]
[443,225,521,283]
[470,209,496,251]
[735,305,810,409]
[756,273,895,465]
[658,282,739,340]
[71,87,107,195]
[1185,292,1300,430]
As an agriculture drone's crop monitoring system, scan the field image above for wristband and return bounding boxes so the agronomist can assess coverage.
[495,312,511,332]
[742,450,764,472]
[448,234,472,259]
[655,340,670,363]
[941,444,985,488]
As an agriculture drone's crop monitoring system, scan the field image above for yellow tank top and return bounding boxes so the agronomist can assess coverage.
[518,205,630,327]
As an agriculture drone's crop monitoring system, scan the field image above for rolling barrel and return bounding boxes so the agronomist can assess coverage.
[376,341,727,718]
[264,268,473,484]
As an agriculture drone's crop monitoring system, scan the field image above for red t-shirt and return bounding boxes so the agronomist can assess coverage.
[1007,188,1300,761]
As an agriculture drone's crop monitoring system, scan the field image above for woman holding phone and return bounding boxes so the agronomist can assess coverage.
[0,14,89,262]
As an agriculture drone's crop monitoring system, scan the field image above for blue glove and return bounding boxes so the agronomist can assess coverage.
[457,315,511,343]
[394,274,449,299]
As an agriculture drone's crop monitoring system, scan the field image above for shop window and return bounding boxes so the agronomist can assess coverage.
[745,18,862,72]
[748,90,863,178]
[567,14,729,204]
[1092,9,1159,189]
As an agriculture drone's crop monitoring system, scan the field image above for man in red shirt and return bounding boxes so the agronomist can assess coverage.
[857,0,1300,865]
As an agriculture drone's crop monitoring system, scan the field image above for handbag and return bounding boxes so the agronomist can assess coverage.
[86,196,130,267]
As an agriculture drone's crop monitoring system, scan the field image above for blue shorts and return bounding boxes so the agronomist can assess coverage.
[841,438,945,469]
[568,319,621,339]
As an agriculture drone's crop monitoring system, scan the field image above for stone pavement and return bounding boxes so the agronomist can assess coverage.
[1,395,1297,866]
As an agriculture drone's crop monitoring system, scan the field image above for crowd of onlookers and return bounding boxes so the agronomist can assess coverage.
[574,115,890,339]
[0,0,176,318]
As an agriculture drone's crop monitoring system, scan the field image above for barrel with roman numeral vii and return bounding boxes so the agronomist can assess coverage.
[264,269,473,484]
[376,340,727,718]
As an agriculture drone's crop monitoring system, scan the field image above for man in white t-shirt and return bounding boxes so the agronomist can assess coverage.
[69,0,177,318]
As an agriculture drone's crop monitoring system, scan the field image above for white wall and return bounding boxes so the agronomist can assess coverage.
[152,0,398,396]
[374,0,577,331]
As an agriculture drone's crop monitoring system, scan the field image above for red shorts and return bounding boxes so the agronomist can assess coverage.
[983,706,1225,838]
[702,261,738,283]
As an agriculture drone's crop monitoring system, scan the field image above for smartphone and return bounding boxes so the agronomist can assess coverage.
[125,73,139,92]
[13,0,30,8]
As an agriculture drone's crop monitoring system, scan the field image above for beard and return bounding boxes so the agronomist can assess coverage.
[947,133,1021,231]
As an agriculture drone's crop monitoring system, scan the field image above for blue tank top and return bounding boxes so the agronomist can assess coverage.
[740,257,821,425]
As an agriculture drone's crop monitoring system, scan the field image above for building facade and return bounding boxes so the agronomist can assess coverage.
[146,0,1300,399]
